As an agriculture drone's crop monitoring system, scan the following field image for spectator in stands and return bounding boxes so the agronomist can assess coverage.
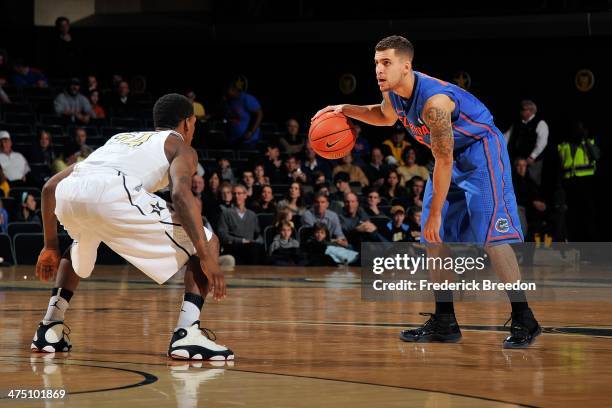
[264,143,283,184]
[380,169,408,206]
[406,206,422,241]
[332,153,369,187]
[277,181,307,216]
[253,163,270,186]
[89,90,106,119]
[217,184,264,264]
[512,157,547,241]
[300,222,337,266]
[0,199,8,233]
[87,75,98,94]
[224,79,263,148]
[339,192,381,248]
[52,16,79,77]
[206,171,221,197]
[312,171,327,187]
[382,128,411,165]
[186,89,206,120]
[241,170,259,203]
[279,118,305,154]
[191,174,205,207]
[268,220,301,265]
[111,80,137,117]
[0,131,30,184]
[219,182,234,210]
[51,143,80,174]
[11,58,48,88]
[0,49,9,86]
[30,130,55,165]
[397,147,429,185]
[17,192,41,223]
[364,189,384,217]
[302,142,332,182]
[351,122,371,165]
[73,127,93,157]
[283,155,307,184]
[302,192,348,247]
[54,78,92,124]
[505,99,549,185]
[274,207,295,230]
[363,147,389,188]
[250,184,277,214]
[218,157,236,183]
[0,167,9,198]
[381,205,411,242]
[200,171,222,227]
[406,176,425,208]
[330,172,352,203]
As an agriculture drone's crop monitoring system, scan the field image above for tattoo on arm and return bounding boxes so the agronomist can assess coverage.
[425,106,454,157]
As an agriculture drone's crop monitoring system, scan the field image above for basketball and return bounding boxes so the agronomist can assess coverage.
[308,112,356,159]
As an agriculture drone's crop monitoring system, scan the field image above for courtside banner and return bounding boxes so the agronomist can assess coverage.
[361,243,612,301]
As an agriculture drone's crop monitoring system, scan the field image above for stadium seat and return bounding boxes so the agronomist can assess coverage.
[205,149,235,160]
[102,127,128,137]
[4,112,36,124]
[0,123,32,135]
[39,114,67,126]
[298,226,314,243]
[1,197,16,220]
[370,216,391,232]
[13,233,71,265]
[237,150,260,161]
[0,102,32,114]
[257,213,274,230]
[263,225,277,253]
[111,117,143,128]
[0,233,16,265]
[10,187,42,202]
[7,222,42,239]
[29,163,53,186]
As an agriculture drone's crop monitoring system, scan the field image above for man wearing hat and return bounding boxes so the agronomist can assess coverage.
[0,130,30,184]
[382,205,412,242]
[53,78,93,124]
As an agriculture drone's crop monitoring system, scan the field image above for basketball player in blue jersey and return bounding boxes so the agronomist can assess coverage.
[313,35,541,348]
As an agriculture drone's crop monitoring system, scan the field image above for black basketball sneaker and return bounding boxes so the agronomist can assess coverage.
[31,321,72,353]
[168,321,234,361]
[503,308,542,349]
[400,313,462,343]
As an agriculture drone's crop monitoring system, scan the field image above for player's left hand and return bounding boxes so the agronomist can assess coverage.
[424,213,443,243]
[36,247,61,282]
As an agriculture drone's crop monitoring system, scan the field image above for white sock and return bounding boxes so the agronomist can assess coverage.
[176,293,204,329]
[43,296,69,324]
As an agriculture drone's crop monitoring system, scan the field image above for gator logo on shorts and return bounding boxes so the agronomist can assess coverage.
[495,218,510,233]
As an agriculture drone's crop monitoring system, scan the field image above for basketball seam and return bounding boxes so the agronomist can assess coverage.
[309,126,357,143]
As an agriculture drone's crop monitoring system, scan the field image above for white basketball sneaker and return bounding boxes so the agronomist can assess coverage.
[168,321,234,361]
[31,321,72,353]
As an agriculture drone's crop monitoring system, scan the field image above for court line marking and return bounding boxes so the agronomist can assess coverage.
[0,359,157,398]
[0,355,536,408]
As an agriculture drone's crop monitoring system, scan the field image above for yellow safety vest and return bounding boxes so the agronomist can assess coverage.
[558,139,596,178]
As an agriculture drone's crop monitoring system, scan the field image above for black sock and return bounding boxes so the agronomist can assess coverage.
[506,290,529,314]
[184,292,204,309]
[434,290,455,315]
[51,287,74,302]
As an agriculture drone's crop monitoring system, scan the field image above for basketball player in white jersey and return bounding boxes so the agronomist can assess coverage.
[30,93,234,361]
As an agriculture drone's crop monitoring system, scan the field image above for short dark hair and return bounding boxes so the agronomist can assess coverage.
[333,172,350,184]
[55,16,69,29]
[375,35,414,60]
[153,93,194,129]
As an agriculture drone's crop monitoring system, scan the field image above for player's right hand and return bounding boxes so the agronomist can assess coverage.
[311,105,345,122]
[36,247,61,282]
[200,259,226,301]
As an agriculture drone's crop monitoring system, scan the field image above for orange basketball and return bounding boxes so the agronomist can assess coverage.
[308,112,356,159]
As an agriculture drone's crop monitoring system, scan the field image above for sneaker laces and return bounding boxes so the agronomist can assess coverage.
[198,326,217,342]
[62,322,71,342]
[418,312,438,331]
[503,316,529,338]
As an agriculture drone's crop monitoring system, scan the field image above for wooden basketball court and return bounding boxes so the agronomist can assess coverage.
[1,264,611,407]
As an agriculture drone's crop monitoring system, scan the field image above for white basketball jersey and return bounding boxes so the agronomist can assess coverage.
[74,130,183,192]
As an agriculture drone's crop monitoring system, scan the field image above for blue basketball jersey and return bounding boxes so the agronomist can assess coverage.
[387,71,524,245]
[388,71,497,150]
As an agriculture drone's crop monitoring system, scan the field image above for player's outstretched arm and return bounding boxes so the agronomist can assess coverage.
[168,140,226,300]
[36,163,75,281]
[422,94,455,243]
[311,92,398,127]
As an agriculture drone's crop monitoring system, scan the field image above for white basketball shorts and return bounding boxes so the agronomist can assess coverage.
[54,169,212,284]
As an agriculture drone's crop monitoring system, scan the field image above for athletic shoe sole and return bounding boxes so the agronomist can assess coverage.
[502,325,542,349]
